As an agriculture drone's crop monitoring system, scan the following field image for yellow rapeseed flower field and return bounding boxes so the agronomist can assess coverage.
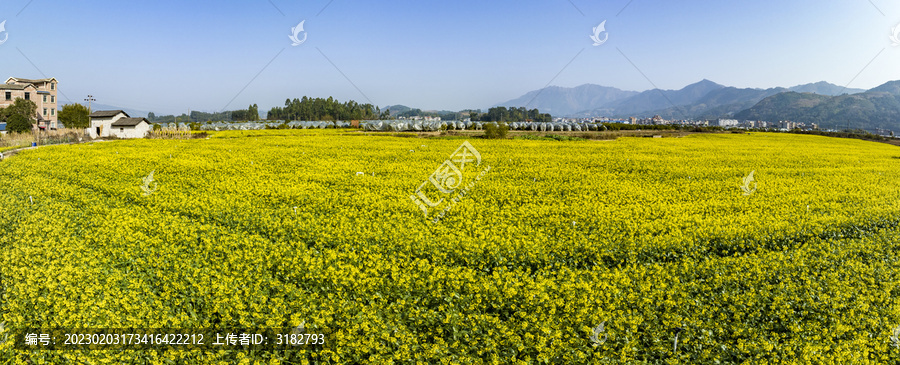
[1,130,900,363]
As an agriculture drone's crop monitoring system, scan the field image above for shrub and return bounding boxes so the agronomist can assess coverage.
[483,122,508,139]
[6,114,33,134]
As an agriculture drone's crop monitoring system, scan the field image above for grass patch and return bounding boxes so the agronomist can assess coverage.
[515,134,586,141]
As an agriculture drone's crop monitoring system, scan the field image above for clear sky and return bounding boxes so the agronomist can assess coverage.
[1,0,899,115]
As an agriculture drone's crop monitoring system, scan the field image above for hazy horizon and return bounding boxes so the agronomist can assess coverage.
[1,0,899,115]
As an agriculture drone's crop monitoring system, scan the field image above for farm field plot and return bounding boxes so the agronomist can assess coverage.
[2,130,900,364]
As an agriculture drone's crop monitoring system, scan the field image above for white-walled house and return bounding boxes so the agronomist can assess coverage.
[88,110,129,138]
[88,110,153,138]
[110,118,152,138]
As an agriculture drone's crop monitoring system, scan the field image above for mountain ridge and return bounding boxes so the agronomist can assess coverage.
[735,80,900,130]
[501,80,869,119]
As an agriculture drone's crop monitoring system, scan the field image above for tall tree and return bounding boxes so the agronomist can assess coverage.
[248,104,260,121]
[5,113,33,133]
[4,98,38,122]
[58,103,91,128]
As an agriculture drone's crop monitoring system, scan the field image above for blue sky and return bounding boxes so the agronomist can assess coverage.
[1,0,899,115]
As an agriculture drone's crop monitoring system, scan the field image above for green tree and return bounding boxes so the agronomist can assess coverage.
[6,113,33,133]
[483,122,508,139]
[248,104,259,121]
[5,98,38,122]
[58,103,91,128]
[266,97,389,121]
[231,109,248,121]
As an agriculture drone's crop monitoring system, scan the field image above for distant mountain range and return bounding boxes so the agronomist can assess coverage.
[495,80,900,130]
[497,81,868,120]
[496,85,638,116]
[382,105,414,115]
[734,81,900,131]
[381,105,459,117]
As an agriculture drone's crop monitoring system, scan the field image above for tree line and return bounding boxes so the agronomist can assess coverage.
[147,104,260,123]
[267,97,390,121]
[473,107,553,123]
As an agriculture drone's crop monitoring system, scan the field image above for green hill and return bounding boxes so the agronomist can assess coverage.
[735,81,900,130]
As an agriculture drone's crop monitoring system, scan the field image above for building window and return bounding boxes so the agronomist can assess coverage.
[4,92,9,101]
[51,83,55,90]
[120,128,124,133]
[51,109,55,116]
[51,96,55,103]
[43,95,47,102]
[43,108,48,116]
[25,92,30,100]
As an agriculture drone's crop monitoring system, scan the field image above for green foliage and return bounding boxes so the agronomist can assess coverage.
[515,134,585,141]
[5,113,33,134]
[477,106,552,123]
[544,134,584,141]
[248,104,259,121]
[58,103,91,129]
[148,110,242,123]
[482,122,508,139]
[3,98,38,123]
[231,104,261,121]
[267,96,387,121]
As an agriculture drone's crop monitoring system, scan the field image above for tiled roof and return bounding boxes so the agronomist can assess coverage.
[111,118,149,127]
[0,84,34,90]
[89,110,129,118]
[6,77,56,84]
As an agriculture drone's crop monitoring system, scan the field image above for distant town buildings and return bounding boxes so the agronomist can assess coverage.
[565,114,822,132]
[0,77,59,129]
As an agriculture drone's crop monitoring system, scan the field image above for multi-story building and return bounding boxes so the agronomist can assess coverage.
[0,77,59,129]
[716,119,739,127]
[778,120,796,130]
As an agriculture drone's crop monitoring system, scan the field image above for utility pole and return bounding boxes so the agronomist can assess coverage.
[84,95,96,113]
[84,95,97,139]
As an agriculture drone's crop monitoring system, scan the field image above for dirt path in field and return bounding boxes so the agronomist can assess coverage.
[0,146,38,160]
[0,141,95,161]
